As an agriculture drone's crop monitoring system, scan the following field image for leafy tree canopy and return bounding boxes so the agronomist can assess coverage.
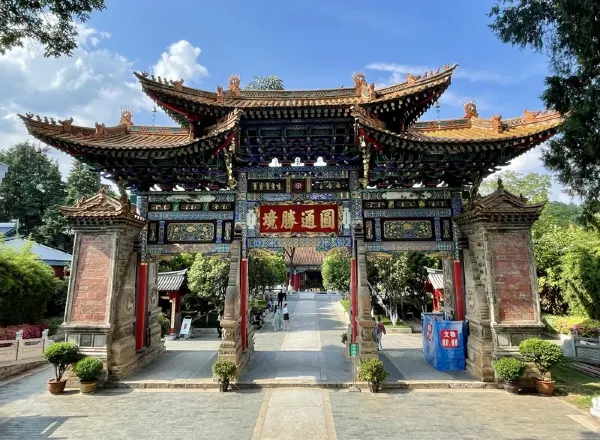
[321,250,350,292]
[0,239,55,326]
[186,254,229,312]
[244,76,284,90]
[489,1,600,226]
[248,252,287,297]
[159,252,195,273]
[479,170,551,203]
[0,142,65,236]
[0,0,106,57]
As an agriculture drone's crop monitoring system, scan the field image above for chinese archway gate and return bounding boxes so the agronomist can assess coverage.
[21,65,560,381]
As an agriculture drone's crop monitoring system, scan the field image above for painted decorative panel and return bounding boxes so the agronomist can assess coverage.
[382,219,434,240]
[165,222,215,243]
[148,243,230,255]
[146,192,236,203]
[311,179,349,191]
[259,204,339,234]
[363,208,452,218]
[248,180,286,192]
[148,211,234,221]
[367,241,454,253]
[361,188,454,200]
[291,179,307,193]
[363,199,450,209]
[148,222,158,243]
[149,203,172,211]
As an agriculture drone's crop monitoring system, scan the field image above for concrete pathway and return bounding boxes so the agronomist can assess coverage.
[1,368,599,439]
[242,297,352,383]
[380,333,477,381]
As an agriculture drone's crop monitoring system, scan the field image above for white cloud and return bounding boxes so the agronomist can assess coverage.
[152,40,209,84]
[0,26,208,178]
[366,62,540,86]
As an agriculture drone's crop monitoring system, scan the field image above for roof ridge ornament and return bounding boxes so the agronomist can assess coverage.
[491,114,503,133]
[463,99,478,119]
[229,74,241,97]
[120,108,133,126]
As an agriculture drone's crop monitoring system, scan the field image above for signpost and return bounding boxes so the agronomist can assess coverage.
[349,343,360,392]
[179,318,192,340]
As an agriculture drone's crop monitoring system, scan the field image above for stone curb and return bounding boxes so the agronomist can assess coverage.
[105,379,500,390]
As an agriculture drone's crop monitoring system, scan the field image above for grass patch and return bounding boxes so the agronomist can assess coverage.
[250,298,267,310]
[380,316,409,328]
[339,299,351,312]
[551,362,600,410]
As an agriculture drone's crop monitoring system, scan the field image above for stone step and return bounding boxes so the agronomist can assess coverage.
[104,378,499,390]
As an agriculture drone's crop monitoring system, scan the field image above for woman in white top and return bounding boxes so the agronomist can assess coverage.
[282,304,290,331]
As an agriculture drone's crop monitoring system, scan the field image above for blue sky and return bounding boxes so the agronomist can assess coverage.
[0,0,572,201]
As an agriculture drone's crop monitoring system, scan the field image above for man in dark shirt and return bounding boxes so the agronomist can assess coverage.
[277,290,284,309]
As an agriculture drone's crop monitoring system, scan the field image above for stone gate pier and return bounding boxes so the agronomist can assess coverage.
[455,184,545,381]
[60,189,165,381]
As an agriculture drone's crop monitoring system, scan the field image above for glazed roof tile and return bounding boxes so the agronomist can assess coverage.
[157,269,187,291]
[359,110,562,145]
[286,247,325,266]
[18,109,242,153]
[134,64,457,109]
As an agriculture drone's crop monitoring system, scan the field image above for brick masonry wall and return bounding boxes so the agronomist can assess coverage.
[490,231,534,322]
[71,234,113,322]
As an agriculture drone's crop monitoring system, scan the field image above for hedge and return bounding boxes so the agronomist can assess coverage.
[543,314,600,337]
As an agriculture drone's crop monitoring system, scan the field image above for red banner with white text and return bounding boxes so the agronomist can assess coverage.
[259,204,339,234]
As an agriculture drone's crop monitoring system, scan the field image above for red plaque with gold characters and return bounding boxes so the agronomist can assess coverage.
[259,204,338,234]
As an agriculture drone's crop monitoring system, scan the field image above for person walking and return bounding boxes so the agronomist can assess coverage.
[375,316,386,351]
[217,310,223,339]
[272,306,282,331]
[283,303,290,331]
[277,290,285,309]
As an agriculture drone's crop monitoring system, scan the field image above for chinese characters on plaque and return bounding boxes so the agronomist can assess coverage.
[259,205,338,233]
[440,329,459,348]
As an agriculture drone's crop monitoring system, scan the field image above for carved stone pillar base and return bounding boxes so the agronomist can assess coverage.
[466,321,495,382]
[217,319,252,375]
[492,323,544,357]
[356,318,378,361]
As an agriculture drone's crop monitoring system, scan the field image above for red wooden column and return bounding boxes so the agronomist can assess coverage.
[136,262,148,351]
[453,260,465,321]
[240,257,248,351]
[350,257,357,342]
[292,272,299,291]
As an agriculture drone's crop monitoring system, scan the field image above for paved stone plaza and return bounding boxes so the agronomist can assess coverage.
[1,369,599,439]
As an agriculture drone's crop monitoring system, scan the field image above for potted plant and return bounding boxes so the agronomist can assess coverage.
[74,356,104,394]
[212,359,237,392]
[43,342,80,394]
[519,338,564,395]
[493,357,525,393]
[341,332,348,344]
[357,358,389,393]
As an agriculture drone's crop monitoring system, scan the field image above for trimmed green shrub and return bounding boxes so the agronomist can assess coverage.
[43,342,80,381]
[358,358,389,384]
[212,360,237,381]
[493,357,526,381]
[519,338,564,377]
[74,357,103,382]
[158,312,170,338]
[559,243,600,320]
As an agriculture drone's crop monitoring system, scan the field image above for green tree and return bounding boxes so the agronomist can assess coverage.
[65,160,102,205]
[321,250,351,292]
[186,254,229,312]
[0,0,106,57]
[0,142,65,236]
[33,159,113,251]
[489,1,600,225]
[0,240,55,326]
[479,171,551,203]
[158,252,195,273]
[248,252,287,298]
[245,76,284,90]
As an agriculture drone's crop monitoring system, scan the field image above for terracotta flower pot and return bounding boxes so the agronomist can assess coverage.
[47,379,67,395]
[535,378,555,395]
[219,379,230,392]
[503,380,519,394]
[80,380,98,394]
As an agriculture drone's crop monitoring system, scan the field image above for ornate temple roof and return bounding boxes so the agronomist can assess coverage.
[285,247,325,266]
[18,109,241,158]
[17,64,564,190]
[135,65,456,129]
[60,188,146,228]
